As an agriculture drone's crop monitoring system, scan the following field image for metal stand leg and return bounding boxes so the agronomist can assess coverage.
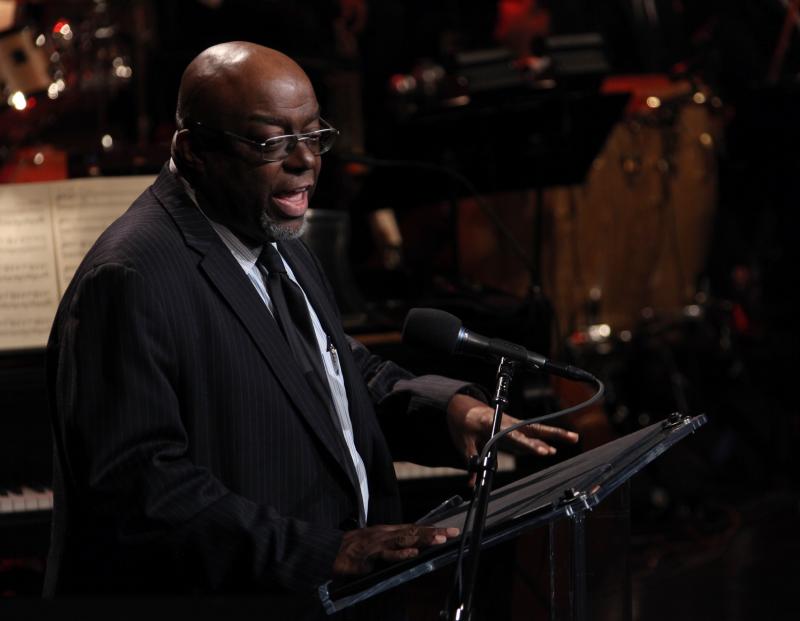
[447,358,516,621]
[549,521,557,621]
[570,510,588,621]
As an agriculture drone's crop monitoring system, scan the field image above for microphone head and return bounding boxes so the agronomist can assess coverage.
[402,307,463,355]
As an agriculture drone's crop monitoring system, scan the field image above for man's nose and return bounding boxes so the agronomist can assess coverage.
[282,138,316,170]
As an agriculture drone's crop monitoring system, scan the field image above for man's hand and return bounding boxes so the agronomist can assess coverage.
[445,393,579,478]
[333,524,460,576]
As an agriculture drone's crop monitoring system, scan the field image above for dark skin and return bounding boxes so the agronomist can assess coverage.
[173,43,321,243]
[171,42,579,576]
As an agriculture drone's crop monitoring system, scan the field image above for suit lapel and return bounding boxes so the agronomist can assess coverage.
[150,168,360,490]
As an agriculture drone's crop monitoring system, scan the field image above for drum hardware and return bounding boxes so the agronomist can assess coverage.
[1,1,137,158]
[0,27,51,107]
[546,78,721,339]
[561,293,733,446]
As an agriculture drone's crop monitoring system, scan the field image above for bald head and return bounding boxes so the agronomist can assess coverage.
[175,42,312,128]
[171,42,325,244]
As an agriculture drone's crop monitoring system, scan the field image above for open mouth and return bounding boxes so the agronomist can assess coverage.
[270,187,310,218]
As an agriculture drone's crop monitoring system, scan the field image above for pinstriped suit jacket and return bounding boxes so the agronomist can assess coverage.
[44,165,468,615]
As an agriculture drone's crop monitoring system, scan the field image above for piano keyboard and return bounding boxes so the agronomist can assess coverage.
[0,461,519,511]
[0,486,53,514]
[0,458,516,513]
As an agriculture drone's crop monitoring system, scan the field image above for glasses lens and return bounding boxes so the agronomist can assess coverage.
[262,137,291,160]
[259,128,339,161]
[315,129,337,154]
[300,129,337,155]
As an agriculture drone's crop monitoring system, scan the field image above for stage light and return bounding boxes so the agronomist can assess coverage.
[9,91,27,110]
[588,323,611,341]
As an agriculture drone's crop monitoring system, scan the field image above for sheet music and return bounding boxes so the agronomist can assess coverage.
[0,176,154,351]
[0,183,60,350]
[50,176,153,295]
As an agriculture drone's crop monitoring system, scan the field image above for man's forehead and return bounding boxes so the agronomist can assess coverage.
[229,82,320,129]
[246,108,321,126]
[200,74,318,125]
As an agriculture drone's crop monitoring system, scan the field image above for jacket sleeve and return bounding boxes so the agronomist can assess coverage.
[49,262,342,594]
[345,335,487,467]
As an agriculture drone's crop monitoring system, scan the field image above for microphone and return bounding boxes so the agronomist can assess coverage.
[402,307,595,383]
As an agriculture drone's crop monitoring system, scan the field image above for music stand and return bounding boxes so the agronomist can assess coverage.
[361,89,628,351]
[387,90,627,196]
[318,413,707,619]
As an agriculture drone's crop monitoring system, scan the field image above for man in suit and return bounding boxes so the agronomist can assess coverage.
[45,42,577,614]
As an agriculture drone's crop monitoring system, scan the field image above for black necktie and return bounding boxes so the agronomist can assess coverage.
[258,244,330,397]
[259,245,365,525]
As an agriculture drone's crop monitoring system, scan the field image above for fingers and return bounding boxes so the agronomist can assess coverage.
[480,409,579,445]
[393,527,445,548]
[505,428,557,455]
[519,422,580,443]
[333,524,461,576]
[400,526,460,547]
[447,397,579,464]
[499,415,580,456]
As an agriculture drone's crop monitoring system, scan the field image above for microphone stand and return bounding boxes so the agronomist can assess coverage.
[448,357,515,621]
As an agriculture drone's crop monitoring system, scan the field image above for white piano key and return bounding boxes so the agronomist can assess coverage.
[20,486,52,511]
[0,487,54,513]
[10,492,26,512]
[42,489,54,510]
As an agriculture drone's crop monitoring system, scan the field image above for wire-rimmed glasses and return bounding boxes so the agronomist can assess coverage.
[186,118,339,162]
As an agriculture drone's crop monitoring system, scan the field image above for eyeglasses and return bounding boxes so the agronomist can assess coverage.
[186,118,339,162]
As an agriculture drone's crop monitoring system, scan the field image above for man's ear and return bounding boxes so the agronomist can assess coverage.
[173,128,206,175]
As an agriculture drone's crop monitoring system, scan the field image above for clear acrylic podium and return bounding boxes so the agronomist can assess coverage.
[318,413,707,619]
